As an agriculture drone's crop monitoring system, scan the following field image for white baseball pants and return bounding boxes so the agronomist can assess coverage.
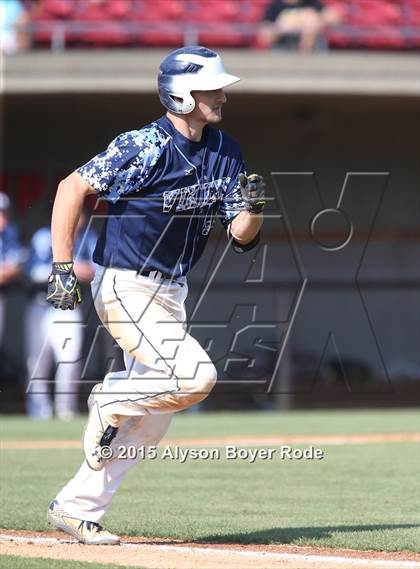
[55,413,173,523]
[90,266,217,425]
[55,265,216,521]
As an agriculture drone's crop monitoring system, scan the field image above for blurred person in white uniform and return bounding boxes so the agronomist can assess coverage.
[0,192,25,349]
[25,212,97,420]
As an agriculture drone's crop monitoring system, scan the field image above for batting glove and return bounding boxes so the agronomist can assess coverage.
[46,262,82,310]
[239,173,266,214]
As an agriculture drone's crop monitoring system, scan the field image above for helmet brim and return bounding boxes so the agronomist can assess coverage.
[192,73,240,92]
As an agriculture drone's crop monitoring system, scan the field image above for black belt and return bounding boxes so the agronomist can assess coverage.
[138,269,182,283]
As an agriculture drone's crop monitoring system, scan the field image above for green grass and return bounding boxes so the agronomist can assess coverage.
[0,556,150,569]
[1,408,419,440]
[1,410,419,553]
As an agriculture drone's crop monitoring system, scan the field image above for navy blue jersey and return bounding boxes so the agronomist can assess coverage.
[76,115,250,277]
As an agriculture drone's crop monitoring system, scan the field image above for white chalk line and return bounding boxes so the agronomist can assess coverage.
[1,533,419,568]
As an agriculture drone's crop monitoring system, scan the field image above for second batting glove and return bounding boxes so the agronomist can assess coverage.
[239,173,266,214]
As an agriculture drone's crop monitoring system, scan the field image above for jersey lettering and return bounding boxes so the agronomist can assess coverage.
[163,177,230,213]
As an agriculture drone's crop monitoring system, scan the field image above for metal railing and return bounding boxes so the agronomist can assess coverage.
[27,20,258,51]
[26,20,420,51]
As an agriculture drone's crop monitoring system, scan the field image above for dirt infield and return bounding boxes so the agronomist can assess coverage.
[1,530,420,569]
[2,432,419,450]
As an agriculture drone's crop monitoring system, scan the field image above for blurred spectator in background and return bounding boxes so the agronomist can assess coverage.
[25,211,97,420]
[0,192,25,349]
[257,0,339,52]
[0,190,25,386]
[0,0,31,55]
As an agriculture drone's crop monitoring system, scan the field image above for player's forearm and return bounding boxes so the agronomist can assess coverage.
[51,173,92,261]
[230,211,263,244]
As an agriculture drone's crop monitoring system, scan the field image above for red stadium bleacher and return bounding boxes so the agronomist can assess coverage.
[35,0,74,19]
[131,0,187,46]
[240,0,271,23]
[132,0,186,22]
[344,1,404,48]
[26,0,420,51]
[72,1,131,47]
[107,0,133,19]
[188,0,254,47]
[325,0,419,50]
[30,0,74,47]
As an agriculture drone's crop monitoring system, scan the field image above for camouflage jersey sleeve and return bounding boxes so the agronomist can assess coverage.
[76,124,171,203]
[218,157,247,229]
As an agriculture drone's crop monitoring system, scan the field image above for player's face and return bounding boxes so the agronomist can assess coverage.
[191,88,227,124]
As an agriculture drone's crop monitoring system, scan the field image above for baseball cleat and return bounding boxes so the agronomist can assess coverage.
[47,500,120,545]
[84,383,119,471]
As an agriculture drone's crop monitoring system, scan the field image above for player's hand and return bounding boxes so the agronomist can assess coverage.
[46,262,82,310]
[239,173,266,214]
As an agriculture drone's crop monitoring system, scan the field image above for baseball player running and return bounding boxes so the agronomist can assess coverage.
[46,46,266,545]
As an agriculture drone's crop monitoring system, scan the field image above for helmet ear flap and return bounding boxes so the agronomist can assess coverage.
[160,91,195,115]
[179,93,196,114]
[168,92,195,115]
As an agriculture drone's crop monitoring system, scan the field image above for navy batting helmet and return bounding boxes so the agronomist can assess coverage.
[157,46,240,115]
